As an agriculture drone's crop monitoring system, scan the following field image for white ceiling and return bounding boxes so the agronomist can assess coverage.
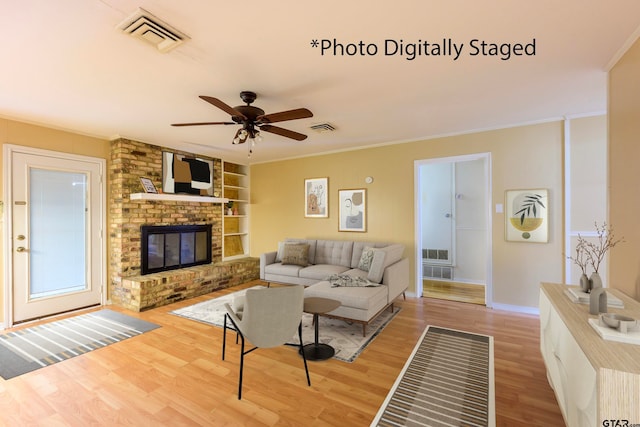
[1,1,639,164]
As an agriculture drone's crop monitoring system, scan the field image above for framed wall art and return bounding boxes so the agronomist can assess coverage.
[162,151,214,196]
[304,177,328,218]
[339,188,366,232]
[505,188,548,242]
[139,177,158,193]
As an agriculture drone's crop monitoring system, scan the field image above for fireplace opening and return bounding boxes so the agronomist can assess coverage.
[141,224,212,275]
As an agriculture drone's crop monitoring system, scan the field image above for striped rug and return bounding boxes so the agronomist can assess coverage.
[0,309,160,380]
[371,325,495,427]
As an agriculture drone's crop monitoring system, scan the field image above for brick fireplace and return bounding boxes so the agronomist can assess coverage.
[108,138,258,311]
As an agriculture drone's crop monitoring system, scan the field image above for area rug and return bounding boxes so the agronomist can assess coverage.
[0,309,160,380]
[170,286,401,362]
[371,325,495,427]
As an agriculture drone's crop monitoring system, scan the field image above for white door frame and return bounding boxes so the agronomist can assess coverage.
[3,144,107,328]
[414,152,493,307]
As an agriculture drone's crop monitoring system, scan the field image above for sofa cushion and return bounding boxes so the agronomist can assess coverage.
[314,240,354,268]
[357,247,376,271]
[275,241,289,262]
[281,243,310,266]
[367,244,405,283]
[304,280,388,311]
[264,262,305,277]
[350,241,389,268]
[284,239,317,264]
[298,264,350,281]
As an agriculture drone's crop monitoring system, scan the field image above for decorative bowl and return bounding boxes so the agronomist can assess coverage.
[601,313,637,330]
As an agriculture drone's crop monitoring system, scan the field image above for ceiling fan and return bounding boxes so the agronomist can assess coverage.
[172,91,313,154]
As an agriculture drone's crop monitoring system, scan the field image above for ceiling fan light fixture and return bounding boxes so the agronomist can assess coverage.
[233,128,247,144]
[173,91,313,155]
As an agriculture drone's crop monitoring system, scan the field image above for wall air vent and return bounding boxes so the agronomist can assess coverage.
[118,8,189,53]
[310,123,336,133]
[423,263,454,280]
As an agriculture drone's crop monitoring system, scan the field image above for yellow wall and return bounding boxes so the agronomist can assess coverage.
[251,121,564,308]
[609,37,640,299]
[0,109,614,318]
[0,118,110,323]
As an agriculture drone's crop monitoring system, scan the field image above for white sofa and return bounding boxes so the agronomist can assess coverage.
[260,239,409,335]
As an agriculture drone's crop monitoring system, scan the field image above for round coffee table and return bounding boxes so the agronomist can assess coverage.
[300,297,341,361]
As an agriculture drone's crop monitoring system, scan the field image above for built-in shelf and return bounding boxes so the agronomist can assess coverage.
[223,161,249,259]
[130,193,228,203]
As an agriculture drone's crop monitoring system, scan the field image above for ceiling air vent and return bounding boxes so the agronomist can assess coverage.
[310,123,336,133]
[118,8,189,53]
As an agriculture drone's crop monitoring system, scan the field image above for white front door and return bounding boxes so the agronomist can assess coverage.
[6,146,105,324]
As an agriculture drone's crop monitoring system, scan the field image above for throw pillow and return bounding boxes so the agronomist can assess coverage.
[326,274,381,287]
[281,243,310,266]
[367,244,404,283]
[275,241,287,263]
[357,247,376,272]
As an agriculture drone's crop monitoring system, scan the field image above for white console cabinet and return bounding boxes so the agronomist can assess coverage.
[540,283,640,427]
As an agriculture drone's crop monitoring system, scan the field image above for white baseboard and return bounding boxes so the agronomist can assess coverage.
[491,303,539,316]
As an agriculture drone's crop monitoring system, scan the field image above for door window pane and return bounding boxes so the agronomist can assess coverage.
[29,169,87,298]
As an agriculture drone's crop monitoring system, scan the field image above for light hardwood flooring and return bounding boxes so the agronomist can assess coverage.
[0,280,564,426]
[423,279,486,305]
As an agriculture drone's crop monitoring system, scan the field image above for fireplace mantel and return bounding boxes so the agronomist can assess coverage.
[110,138,259,312]
[130,193,228,203]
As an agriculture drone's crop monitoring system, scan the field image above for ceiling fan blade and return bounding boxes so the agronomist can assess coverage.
[171,121,236,126]
[199,96,247,120]
[258,108,313,124]
[260,125,308,141]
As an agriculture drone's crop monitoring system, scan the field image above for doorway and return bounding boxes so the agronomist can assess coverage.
[3,145,106,326]
[414,153,492,307]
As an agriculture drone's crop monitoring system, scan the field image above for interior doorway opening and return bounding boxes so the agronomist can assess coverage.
[414,153,492,307]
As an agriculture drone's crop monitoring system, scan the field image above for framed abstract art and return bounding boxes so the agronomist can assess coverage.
[304,177,328,218]
[162,151,214,196]
[505,188,548,242]
[339,188,366,232]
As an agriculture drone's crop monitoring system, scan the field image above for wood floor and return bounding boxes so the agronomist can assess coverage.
[423,279,486,305]
[0,281,565,426]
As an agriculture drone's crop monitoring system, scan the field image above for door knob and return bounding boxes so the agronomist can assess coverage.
[16,247,28,252]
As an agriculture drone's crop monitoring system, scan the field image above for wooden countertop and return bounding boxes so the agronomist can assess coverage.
[541,282,640,375]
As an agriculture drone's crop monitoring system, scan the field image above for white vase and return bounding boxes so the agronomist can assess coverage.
[589,287,607,315]
[579,273,591,293]
[590,272,603,291]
